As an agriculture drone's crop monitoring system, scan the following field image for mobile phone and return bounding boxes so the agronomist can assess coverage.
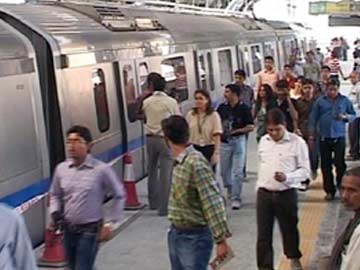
[209,249,235,270]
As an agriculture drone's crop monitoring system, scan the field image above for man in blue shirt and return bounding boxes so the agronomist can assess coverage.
[309,79,356,201]
[0,204,37,270]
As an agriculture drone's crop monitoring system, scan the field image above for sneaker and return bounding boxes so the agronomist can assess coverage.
[324,193,335,201]
[290,259,303,270]
[231,200,241,210]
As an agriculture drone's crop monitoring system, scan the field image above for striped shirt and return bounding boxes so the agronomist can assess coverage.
[168,146,230,243]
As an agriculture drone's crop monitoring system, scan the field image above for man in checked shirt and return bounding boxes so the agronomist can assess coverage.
[161,115,232,270]
[49,125,126,270]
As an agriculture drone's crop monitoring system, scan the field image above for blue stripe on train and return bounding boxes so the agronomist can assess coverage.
[0,136,146,208]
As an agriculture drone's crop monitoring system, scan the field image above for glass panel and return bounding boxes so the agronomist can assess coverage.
[123,64,137,122]
[207,52,215,91]
[139,62,149,94]
[92,69,110,132]
[198,54,207,90]
[243,47,250,75]
[264,43,275,58]
[218,49,233,87]
[251,45,262,74]
[161,56,188,102]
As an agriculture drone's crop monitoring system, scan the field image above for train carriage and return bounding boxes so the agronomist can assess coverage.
[0,0,307,245]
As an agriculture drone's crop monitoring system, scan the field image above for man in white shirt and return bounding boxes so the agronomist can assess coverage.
[142,72,180,216]
[328,167,360,270]
[256,108,310,270]
[347,71,360,160]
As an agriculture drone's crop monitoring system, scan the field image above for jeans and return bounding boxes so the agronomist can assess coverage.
[168,225,213,270]
[319,137,346,195]
[220,135,246,201]
[63,229,99,270]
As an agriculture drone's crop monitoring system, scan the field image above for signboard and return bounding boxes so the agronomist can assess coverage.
[329,14,360,26]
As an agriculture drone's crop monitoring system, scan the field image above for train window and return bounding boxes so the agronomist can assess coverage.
[264,42,275,58]
[92,69,110,132]
[139,62,149,94]
[207,52,215,91]
[283,40,292,63]
[198,54,207,90]
[242,47,250,76]
[161,56,188,102]
[251,45,262,74]
[122,64,137,122]
[218,49,233,87]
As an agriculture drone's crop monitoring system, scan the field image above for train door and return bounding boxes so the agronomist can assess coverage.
[134,59,150,178]
[119,60,145,180]
[197,50,217,103]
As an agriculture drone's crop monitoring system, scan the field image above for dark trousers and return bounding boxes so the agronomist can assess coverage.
[348,118,360,158]
[256,188,301,270]
[193,144,215,172]
[305,135,320,173]
[319,137,346,195]
[63,225,100,270]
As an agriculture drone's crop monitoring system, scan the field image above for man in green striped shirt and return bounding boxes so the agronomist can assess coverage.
[161,115,231,270]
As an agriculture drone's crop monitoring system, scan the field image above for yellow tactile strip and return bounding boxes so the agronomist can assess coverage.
[277,179,328,270]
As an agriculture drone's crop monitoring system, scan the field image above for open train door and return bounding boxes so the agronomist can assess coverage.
[118,60,146,181]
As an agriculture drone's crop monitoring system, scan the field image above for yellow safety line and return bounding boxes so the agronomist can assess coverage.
[277,178,328,270]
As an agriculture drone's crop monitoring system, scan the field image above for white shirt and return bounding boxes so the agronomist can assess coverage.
[341,223,360,270]
[142,91,180,135]
[257,132,310,191]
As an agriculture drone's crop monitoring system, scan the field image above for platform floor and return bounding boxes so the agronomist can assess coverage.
[38,61,358,270]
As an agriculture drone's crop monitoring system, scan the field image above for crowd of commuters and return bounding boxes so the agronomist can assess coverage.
[3,39,360,270]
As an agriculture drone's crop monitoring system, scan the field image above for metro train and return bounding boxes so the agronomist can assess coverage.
[0,0,311,245]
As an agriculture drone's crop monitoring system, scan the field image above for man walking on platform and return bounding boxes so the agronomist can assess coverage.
[49,125,126,270]
[142,72,180,216]
[162,115,231,270]
[328,167,360,270]
[256,56,279,91]
[256,108,310,270]
[217,84,254,209]
[309,80,355,201]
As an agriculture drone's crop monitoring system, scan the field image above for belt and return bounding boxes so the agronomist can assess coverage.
[259,187,295,194]
[65,220,103,233]
[171,223,208,232]
[146,134,164,138]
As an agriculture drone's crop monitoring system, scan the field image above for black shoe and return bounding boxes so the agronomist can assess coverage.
[324,194,335,201]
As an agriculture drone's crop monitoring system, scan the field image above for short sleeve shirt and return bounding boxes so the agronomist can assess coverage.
[186,110,223,146]
[217,102,254,142]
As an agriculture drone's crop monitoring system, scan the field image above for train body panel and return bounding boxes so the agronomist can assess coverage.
[0,1,309,245]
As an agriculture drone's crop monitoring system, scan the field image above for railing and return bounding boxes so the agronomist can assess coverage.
[36,0,255,17]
